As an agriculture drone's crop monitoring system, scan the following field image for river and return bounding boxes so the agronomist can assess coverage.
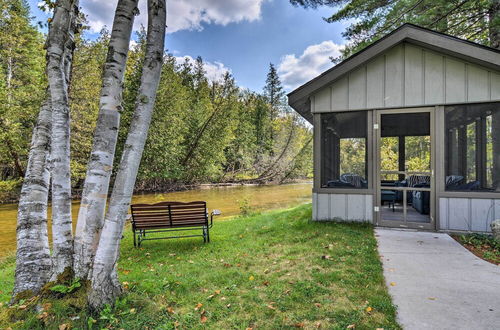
[0,182,312,258]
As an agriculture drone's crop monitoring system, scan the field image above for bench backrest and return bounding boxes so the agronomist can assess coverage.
[130,201,208,230]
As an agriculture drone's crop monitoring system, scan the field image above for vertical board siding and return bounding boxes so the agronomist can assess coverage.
[490,72,500,99]
[313,193,373,222]
[404,44,424,105]
[424,51,445,104]
[331,76,349,111]
[348,67,367,109]
[439,197,499,232]
[314,86,331,112]
[384,45,404,107]
[311,42,500,113]
[467,65,489,101]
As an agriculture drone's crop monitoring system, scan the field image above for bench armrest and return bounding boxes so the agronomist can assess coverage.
[210,209,221,228]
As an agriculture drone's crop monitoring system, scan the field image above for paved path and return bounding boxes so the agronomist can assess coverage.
[375,228,500,330]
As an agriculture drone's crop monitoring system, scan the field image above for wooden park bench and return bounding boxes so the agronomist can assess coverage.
[130,201,220,247]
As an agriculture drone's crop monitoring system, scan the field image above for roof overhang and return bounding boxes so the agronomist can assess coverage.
[288,24,500,124]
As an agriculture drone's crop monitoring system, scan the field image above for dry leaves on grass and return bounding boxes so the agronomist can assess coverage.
[200,310,208,323]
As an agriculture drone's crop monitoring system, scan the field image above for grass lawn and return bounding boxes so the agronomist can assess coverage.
[0,204,400,329]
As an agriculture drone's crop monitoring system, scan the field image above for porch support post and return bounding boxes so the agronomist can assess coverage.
[398,135,405,180]
[492,112,500,191]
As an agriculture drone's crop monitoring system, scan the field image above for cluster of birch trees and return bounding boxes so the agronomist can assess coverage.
[13,0,166,310]
[5,0,312,310]
[0,1,313,203]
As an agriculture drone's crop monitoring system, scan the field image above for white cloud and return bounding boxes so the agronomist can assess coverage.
[174,55,231,82]
[81,0,266,34]
[277,40,344,91]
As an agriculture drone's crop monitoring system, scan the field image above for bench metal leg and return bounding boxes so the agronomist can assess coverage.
[206,226,210,243]
[133,229,137,247]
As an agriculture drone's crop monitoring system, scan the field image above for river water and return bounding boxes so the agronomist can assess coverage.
[0,182,312,258]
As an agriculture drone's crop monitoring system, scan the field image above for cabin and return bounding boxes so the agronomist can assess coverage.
[288,24,500,232]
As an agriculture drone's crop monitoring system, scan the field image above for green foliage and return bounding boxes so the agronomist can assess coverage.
[0,0,46,182]
[49,278,81,295]
[291,0,500,58]
[0,205,400,329]
[0,5,313,201]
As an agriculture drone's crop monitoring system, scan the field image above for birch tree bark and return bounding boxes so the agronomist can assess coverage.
[88,0,166,310]
[13,0,77,298]
[74,0,139,279]
[48,0,78,278]
[13,98,52,297]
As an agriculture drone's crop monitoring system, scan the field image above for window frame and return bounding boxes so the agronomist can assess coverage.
[443,102,500,194]
[314,110,373,194]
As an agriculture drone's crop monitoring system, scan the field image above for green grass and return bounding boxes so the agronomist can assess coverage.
[0,204,400,329]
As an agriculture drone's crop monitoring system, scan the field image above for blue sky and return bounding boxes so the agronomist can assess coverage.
[27,0,347,92]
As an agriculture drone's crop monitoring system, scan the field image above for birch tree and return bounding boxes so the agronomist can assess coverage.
[48,0,79,278]
[13,0,77,296]
[73,0,139,279]
[88,0,166,309]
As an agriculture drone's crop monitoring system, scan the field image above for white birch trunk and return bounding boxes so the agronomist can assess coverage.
[13,99,52,297]
[88,0,166,310]
[48,0,78,278]
[73,0,139,279]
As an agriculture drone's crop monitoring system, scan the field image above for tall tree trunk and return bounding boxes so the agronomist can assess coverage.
[489,0,500,49]
[88,0,166,310]
[74,0,139,279]
[12,98,52,298]
[48,0,78,278]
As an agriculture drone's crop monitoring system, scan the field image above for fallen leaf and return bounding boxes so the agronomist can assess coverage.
[122,269,131,275]
[226,303,231,308]
[264,268,270,274]
[207,294,215,300]
[59,324,71,330]
[294,322,305,328]
[347,324,355,329]
[267,304,276,310]
[166,306,175,314]
[188,260,194,264]
[17,305,27,310]
[314,303,322,308]
[315,321,322,328]
[376,328,384,330]
[129,308,136,314]
[220,296,227,301]
[37,312,48,320]
[200,315,208,323]
[194,303,203,311]
[428,297,436,300]
[390,282,396,286]
[214,290,221,295]
[366,306,372,313]
[249,275,255,281]
[321,255,331,260]
[223,263,232,268]
[42,303,52,311]
[263,281,270,286]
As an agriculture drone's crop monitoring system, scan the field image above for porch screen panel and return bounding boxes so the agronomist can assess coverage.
[445,102,500,192]
[321,111,368,188]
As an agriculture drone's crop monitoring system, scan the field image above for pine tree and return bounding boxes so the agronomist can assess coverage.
[290,0,500,56]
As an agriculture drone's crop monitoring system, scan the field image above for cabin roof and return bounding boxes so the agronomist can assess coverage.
[288,24,500,123]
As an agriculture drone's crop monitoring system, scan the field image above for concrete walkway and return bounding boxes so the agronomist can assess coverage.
[375,228,500,330]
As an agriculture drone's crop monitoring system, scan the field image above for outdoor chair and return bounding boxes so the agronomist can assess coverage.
[130,201,221,247]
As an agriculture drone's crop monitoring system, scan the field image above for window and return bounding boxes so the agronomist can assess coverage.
[445,103,500,192]
[321,111,368,188]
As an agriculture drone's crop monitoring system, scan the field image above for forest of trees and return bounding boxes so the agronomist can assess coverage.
[0,1,313,203]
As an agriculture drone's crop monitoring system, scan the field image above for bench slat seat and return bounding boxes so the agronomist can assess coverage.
[130,201,219,246]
